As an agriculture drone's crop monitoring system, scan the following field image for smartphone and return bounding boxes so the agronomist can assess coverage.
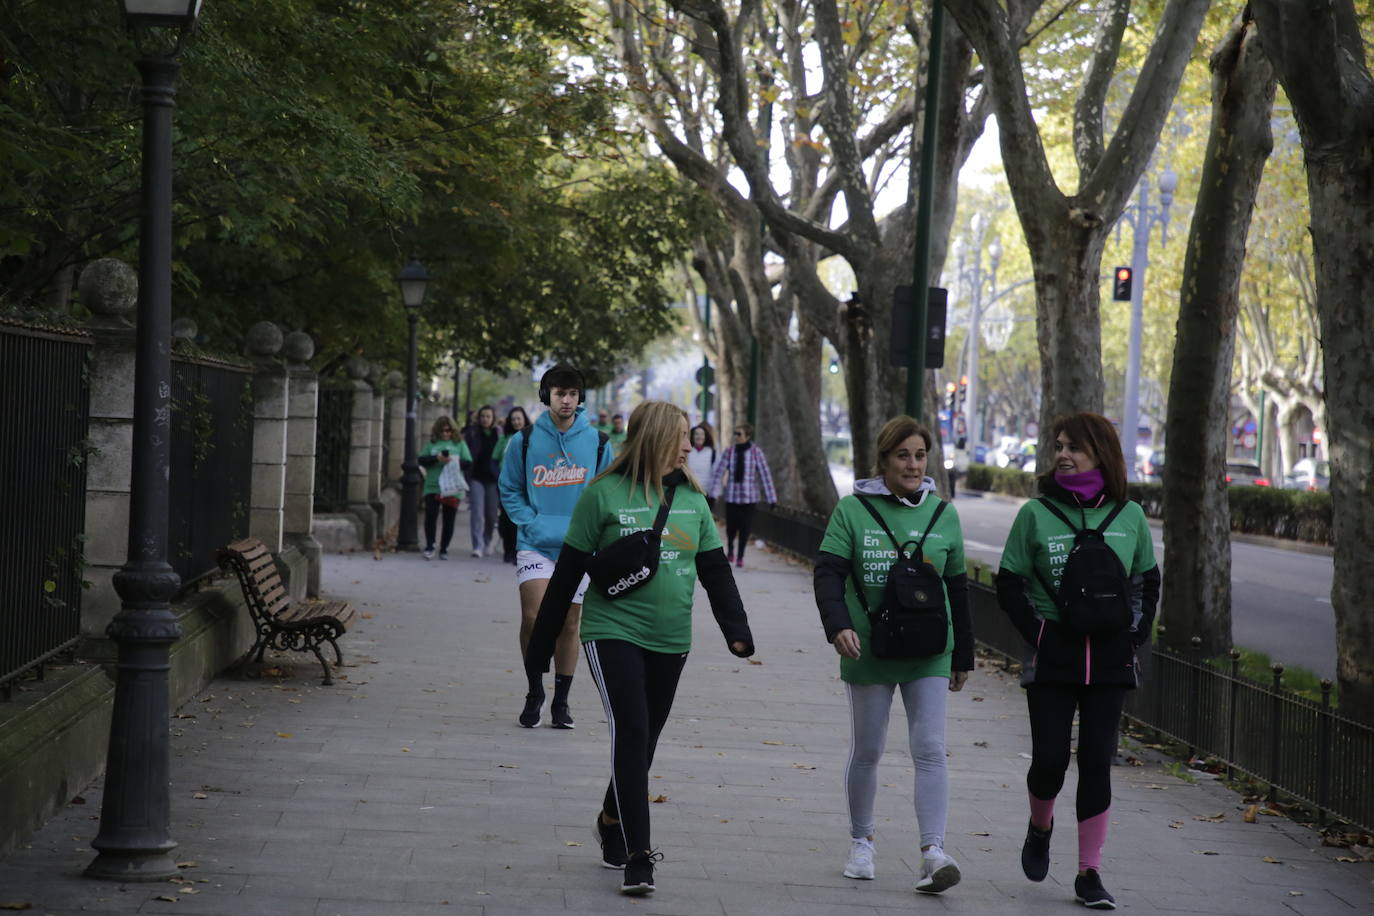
[441,449,450,457]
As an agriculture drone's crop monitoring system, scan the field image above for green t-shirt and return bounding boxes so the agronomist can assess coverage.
[420,438,472,496]
[564,473,722,654]
[818,492,965,685]
[998,496,1156,620]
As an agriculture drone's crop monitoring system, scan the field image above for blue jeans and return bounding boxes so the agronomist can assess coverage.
[468,479,499,552]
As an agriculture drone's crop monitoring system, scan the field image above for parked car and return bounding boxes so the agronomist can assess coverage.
[1140,448,1166,482]
[1225,460,1271,487]
[1283,458,1330,491]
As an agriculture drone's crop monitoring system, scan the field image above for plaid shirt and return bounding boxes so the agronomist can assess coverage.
[708,442,777,505]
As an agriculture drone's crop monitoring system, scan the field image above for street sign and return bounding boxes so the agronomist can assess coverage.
[695,364,715,386]
[695,390,714,411]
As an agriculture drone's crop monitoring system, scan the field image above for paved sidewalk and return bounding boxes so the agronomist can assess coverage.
[2,542,1370,915]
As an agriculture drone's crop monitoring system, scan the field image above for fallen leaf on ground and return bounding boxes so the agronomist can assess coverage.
[401,747,411,753]
[971,696,984,702]
[175,862,198,869]
[153,896,178,903]
[761,740,784,746]
[747,659,763,665]
[276,733,292,739]
[1194,813,1226,823]
[1288,891,1303,896]
[1194,850,1219,856]
[1169,821,1184,829]
[1244,805,1258,823]
[973,741,989,748]
[1335,856,1361,863]
[792,763,816,769]
[651,795,668,803]
[361,613,374,619]
[496,763,518,769]
[566,842,581,847]
[1262,856,1282,864]
[192,793,208,800]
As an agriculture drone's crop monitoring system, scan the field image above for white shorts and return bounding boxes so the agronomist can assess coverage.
[515,550,590,605]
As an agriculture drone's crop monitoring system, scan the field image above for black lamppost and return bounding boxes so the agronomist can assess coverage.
[86,0,202,882]
[396,259,430,550]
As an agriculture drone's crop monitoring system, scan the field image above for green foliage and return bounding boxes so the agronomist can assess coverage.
[0,0,700,381]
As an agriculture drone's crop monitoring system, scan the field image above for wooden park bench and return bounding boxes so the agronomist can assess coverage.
[218,537,356,685]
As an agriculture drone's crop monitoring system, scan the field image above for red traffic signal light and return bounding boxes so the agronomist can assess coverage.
[1112,266,1133,301]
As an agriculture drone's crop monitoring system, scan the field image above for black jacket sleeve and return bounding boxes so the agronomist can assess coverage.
[945,572,974,671]
[813,551,857,642]
[524,544,591,677]
[695,547,754,656]
[996,567,1044,647]
[1133,565,1162,647]
[417,453,438,468]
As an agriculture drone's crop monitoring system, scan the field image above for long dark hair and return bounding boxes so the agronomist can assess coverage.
[503,406,530,436]
[1041,411,1128,502]
[691,423,715,450]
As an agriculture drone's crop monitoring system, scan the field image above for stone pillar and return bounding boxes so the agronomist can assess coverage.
[385,370,406,483]
[345,357,377,547]
[78,259,139,637]
[282,331,322,596]
[246,321,288,554]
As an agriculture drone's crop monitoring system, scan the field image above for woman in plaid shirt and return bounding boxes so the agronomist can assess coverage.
[707,423,777,567]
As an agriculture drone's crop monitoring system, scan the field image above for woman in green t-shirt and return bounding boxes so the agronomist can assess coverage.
[524,400,754,897]
[416,416,472,559]
[995,411,1160,910]
[813,415,973,896]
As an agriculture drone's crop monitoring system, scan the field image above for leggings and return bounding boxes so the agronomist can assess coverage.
[724,502,756,560]
[1025,683,1126,871]
[584,639,688,857]
[845,678,950,850]
[468,479,500,551]
[422,494,456,552]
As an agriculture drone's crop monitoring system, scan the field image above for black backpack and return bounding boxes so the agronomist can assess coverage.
[1033,498,1132,635]
[851,495,949,659]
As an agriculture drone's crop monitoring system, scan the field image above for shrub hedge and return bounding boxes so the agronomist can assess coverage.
[964,463,1333,545]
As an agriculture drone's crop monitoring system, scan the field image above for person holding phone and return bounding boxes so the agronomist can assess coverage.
[417,416,472,560]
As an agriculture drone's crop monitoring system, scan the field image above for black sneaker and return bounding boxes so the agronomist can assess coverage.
[518,692,543,728]
[620,850,662,895]
[550,703,574,729]
[1021,819,1052,882]
[594,816,628,869]
[1074,869,1117,909]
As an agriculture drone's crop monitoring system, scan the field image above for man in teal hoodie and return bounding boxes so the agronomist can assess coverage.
[500,364,613,729]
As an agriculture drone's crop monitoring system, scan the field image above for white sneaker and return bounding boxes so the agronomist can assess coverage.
[843,837,875,880]
[916,846,960,894]
[470,549,482,558]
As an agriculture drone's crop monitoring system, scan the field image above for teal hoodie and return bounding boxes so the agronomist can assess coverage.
[498,405,613,560]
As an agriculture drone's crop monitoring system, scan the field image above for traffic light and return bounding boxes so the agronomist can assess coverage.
[945,381,957,412]
[1112,266,1133,301]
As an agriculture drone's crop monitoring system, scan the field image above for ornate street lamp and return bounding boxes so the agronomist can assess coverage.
[86,0,203,882]
[396,259,431,550]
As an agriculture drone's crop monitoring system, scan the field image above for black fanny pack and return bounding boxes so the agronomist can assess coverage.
[852,494,948,659]
[586,486,676,600]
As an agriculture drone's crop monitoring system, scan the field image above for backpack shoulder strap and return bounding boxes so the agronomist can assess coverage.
[912,498,947,555]
[520,426,534,502]
[1037,496,1079,532]
[854,494,904,558]
[1092,500,1129,534]
[652,484,676,531]
[597,430,610,464]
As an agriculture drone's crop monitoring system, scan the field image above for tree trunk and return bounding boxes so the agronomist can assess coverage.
[1161,10,1275,656]
[1252,0,1374,723]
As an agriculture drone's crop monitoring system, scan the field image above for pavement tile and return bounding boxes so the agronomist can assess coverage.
[4,543,1373,915]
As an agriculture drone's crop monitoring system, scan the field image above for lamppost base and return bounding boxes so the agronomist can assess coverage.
[84,849,180,882]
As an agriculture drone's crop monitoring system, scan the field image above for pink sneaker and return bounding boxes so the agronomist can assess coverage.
[735,558,744,569]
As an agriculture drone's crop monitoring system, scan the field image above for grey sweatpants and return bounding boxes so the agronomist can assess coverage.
[845,677,950,850]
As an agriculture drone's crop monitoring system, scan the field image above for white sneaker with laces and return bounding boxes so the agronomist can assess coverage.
[843,837,875,880]
[916,846,961,894]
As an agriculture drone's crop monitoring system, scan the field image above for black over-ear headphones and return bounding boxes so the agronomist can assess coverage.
[538,364,586,406]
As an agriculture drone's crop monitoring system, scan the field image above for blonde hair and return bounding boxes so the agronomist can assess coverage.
[871,415,933,477]
[429,415,457,442]
[595,400,700,503]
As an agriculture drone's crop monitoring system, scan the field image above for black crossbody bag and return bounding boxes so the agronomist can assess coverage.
[850,495,949,659]
[585,486,676,600]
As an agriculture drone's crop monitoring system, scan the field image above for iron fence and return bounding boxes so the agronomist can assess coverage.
[752,503,1374,834]
[0,320,89,695]
[313,386,353,512]
[168,355,253,589]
